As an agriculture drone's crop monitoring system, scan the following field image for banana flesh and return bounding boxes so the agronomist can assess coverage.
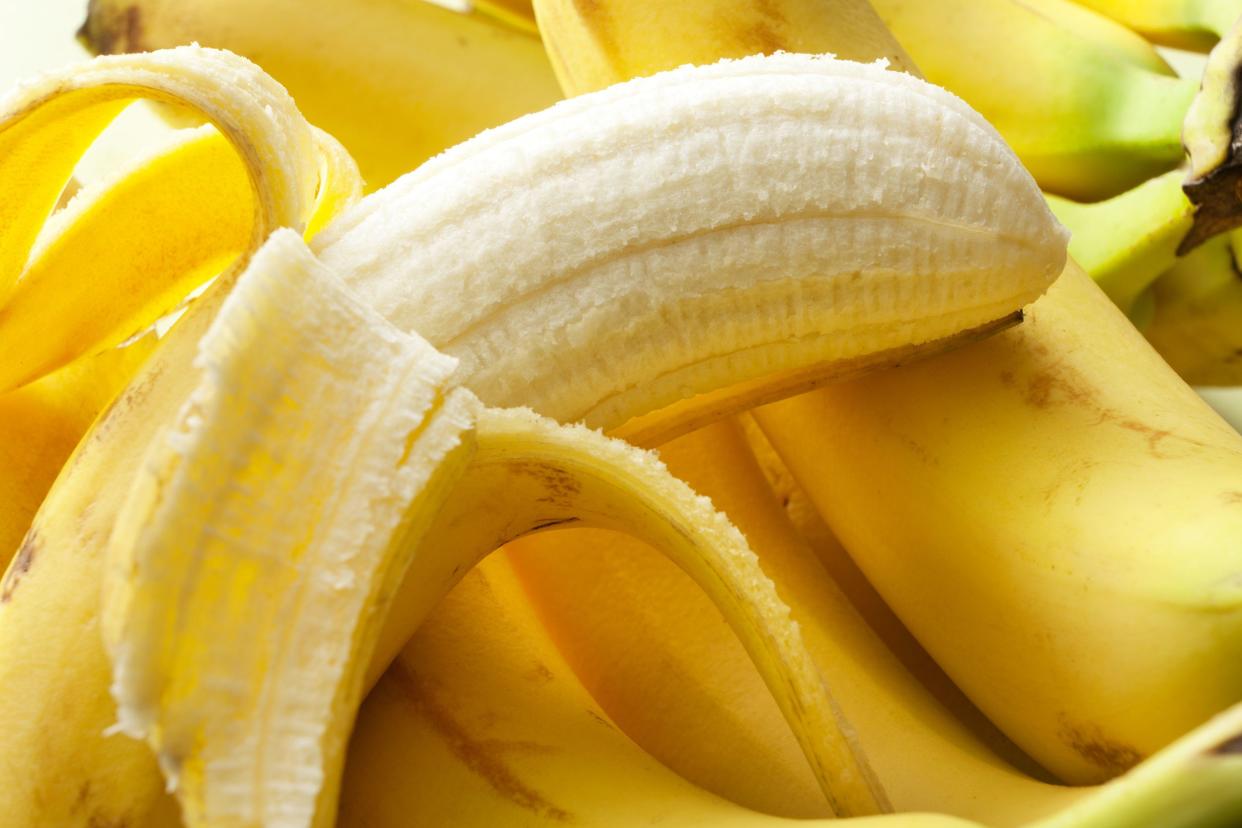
[313,51,1067,435]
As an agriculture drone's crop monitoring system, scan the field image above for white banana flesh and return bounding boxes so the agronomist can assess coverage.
[313,52,1068,434]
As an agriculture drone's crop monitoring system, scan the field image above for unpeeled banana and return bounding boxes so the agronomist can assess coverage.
[869,0,1196,199]
[79,0,563,188]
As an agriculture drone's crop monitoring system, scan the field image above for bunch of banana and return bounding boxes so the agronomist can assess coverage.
[7,1,1242,827]
[519,0,1242,816]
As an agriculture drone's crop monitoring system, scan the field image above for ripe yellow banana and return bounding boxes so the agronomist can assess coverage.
[869,0,1196,200]
[1145,231,1242,384]
[755,261,1242,785]
[347,523,1242,828]
[79,0,563,189]
[1071,0,1241,50]
[340,555,980,828]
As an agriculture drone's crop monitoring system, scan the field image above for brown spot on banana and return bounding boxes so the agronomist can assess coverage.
[388,659,572,822]
[1059,719,1145,777]
[1211,733,1242,755]
[78,2,146,56]
[1,530,38,602]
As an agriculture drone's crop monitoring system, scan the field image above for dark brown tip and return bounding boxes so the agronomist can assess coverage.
[1211,733,1242,755]
[77,1,145,56]
[1180,166,1242,254]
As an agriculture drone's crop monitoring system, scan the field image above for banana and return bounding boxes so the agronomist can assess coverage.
[528,0,1242,795]
[1071,0,1241,50]
[1045,168,1191,319]
[869,0,1196,200]
[1145,231,1242,384]
[341,555,987,828]
[79,0,564,189]
[343,518,1242,828]
[311,50,1066,437]
[755,261,1242,785]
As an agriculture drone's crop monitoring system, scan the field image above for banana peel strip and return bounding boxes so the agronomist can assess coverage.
[101,231,888,823]
[0,45,360,395]
[0,47,360,564]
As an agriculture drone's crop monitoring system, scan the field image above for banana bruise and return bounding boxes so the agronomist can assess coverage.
[869,0,1197,200]
[79,0,563,189]
[313,51,1067,439]
[102,231,887,824]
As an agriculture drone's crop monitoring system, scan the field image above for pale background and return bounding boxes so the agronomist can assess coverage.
[1,1,92,87]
